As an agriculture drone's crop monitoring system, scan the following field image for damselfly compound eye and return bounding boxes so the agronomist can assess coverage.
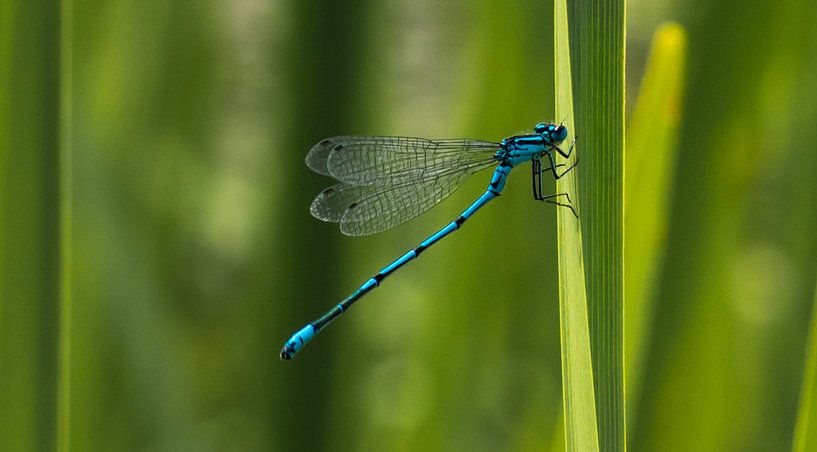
[552,125,568,142]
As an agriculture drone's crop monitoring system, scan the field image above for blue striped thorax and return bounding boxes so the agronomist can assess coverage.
[495,122,568,166]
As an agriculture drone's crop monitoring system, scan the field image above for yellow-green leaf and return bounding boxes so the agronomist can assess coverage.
[558,1,626,450]
[624,23,686,413]
[554,1,599,450]
[793,278,817,452]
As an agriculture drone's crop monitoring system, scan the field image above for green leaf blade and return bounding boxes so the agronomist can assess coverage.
[793,279,817,452]
[624,23,687,419]
[0,1,63,449]
[554,1,600,450]
[58,1,74,451]
[561,1,626,451]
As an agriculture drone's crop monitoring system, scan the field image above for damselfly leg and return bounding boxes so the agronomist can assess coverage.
[532,156,578,218]
[545,137,579,180]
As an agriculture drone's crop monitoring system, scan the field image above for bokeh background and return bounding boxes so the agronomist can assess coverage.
[2,0,817,450]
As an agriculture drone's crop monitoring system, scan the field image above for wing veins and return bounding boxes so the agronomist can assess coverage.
[305,136,500,186]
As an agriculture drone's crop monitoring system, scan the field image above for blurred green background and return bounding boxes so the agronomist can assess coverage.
[2,0,817,450]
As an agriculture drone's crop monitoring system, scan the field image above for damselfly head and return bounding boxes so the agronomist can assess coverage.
[552,125,568,142]
[534,122,568,143]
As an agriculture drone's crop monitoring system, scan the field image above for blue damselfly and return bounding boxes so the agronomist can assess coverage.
[280,122,577,359]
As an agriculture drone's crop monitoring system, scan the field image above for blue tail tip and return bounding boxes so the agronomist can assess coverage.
[280,345,295,360]
[280,325,315,361]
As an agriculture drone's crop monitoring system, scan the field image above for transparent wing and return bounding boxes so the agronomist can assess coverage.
[305,136,500,186]
[305,137,342,176]
[340,162,495,236]
[309,160,496,236]
[309,183,377,223]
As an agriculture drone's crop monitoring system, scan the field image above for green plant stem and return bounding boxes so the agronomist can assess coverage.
[624,23,686,422]
[0,1,62,449]
[793,278,817,452]
[58,0,73,450]
[554,1,599,450]
[563,1,626,450]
